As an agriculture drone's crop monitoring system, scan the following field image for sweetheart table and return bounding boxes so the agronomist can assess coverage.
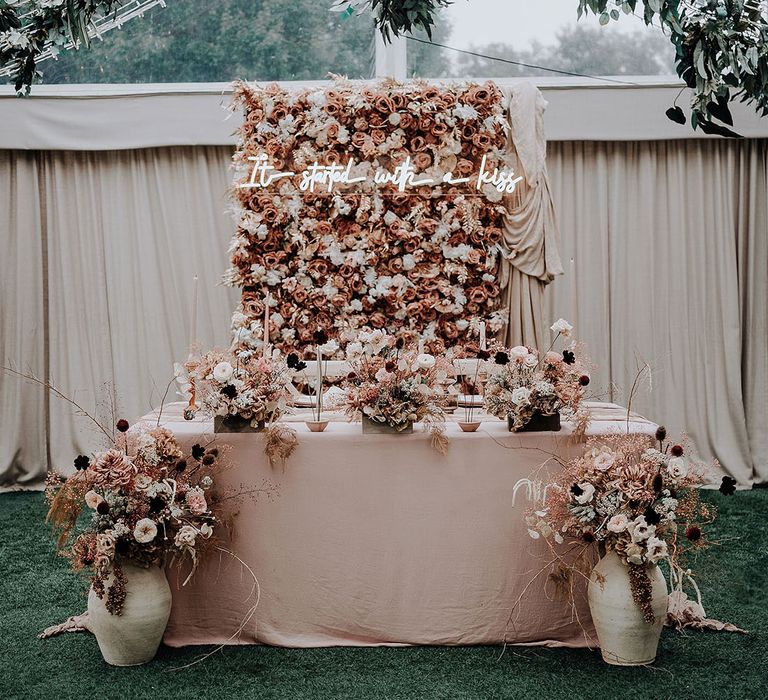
[141,402,657,649]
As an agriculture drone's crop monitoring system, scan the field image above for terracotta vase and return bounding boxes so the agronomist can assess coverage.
[588,550,668,666]
[457,421,481,432]
[87,563,172,666]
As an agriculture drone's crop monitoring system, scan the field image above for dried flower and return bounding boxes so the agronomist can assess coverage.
[685,525,702,541]
[578,375,590,386]
[719,476,737,496]
[494,351,509,365]
[74,455,90,471]
[562,350,575,365]
[655,426,667,442]
[191,444,205,461]
[671,444,684,457]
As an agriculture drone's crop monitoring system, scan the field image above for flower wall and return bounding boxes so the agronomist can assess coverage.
[226,78,515,356]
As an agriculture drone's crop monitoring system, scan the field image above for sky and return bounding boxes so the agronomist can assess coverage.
[442,0,648,49]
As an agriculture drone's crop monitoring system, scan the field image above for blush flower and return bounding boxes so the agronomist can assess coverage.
[133,518,158,544]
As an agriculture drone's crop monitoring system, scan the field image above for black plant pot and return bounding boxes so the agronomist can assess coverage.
[214,415,266,433]
[361,415,414,434]
[508,410,561,433]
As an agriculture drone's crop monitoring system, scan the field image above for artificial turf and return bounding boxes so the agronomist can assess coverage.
[1,489,766,700]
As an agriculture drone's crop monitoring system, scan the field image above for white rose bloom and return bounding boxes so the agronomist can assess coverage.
[213,361,234,384]
[524,353,539,368]
[510,386,532,406]
[574,482,595,505]
[667,456,688,479]
[550,318,573,337]
[134,518,158,544]
[174,525,197,548]
[346,341,363,360]
[593,451,615,472]
[645,536,669,564]
[607,514,629,533]
[630,516,656,542]
[416,353,436,370]
[318,339,339,355]
[375,367,393,383]
[510,345,529,360]
[625,542,645,565]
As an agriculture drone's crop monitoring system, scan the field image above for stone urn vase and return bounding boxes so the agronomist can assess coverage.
[87,563,172,666]
[588,550,668,666]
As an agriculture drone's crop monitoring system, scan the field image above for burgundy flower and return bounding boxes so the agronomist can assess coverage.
[562,350,575,365]
[643,507,661,525]
[578,375,590,386]
[477,349,491,361]
[655,426,667,442]
[395,337,405,350]
[570,483,584,496]
[385,361,396,372]
[116,419,130,433]
[652,473,664,493]
[494,351,509,365]
[671,444,684,457]
[582,531,595,543]
[685,525,702,541]
[191,444,205,461]
[314,327,328,345]
[175,459,187,473]
[74,455,90,471]
[221,384,238,399]
[96,501,110,515]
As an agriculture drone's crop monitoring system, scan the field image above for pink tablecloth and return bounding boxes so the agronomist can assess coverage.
[145,402,656,648]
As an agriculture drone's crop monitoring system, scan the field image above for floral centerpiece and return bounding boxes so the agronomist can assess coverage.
[484,319,590,432]
[187,348,292,432]
[341,329,449,447]
[45,419,223,664]
[523,428,721,664]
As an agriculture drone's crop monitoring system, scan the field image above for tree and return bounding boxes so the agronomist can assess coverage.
[454,25,675,79]
[41,0,379,84]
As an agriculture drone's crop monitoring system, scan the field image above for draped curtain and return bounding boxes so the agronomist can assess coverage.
[1,139,766,487]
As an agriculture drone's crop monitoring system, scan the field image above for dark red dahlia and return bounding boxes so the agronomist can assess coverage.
[671,444,684,457]
[685,525,702,541]
[116,419,130,433]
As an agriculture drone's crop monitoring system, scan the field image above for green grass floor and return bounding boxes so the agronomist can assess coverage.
[1,490,766,700]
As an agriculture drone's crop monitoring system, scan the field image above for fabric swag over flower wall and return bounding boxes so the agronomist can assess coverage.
[226,78,561,357]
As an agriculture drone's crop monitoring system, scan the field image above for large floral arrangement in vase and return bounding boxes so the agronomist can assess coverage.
[525,429,717,665]
[45,420,223,665]
[484,319,591,431]
[341,329,449,445]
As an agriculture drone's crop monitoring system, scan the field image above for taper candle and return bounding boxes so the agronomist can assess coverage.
[263,291,271,356]
[479,321,487,351]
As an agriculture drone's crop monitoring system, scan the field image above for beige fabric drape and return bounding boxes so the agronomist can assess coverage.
[546,139,768,485]
[1,147,237,487]
[0,152,46,488]
[1,140,766,486]
[499,85,563,350]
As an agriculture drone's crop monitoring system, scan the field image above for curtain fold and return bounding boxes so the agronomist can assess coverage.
[546,139,768,485]
[1,139,766,486]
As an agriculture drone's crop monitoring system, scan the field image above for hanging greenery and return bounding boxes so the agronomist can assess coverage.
[334,0,768,136]
[0,0,165,95]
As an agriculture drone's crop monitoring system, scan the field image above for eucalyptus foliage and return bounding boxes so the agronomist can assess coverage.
[0,0,124,94]
[334,0,768,135]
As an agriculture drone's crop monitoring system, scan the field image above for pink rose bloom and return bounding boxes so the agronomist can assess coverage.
[185,487,208,516]
[545,351,562,365]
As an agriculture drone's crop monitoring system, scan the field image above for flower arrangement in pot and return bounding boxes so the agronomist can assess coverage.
[524,428,718,666]
[45,420,223,666]
[341,328,449,449]
[484,319,590,432]
[187,347,293,434]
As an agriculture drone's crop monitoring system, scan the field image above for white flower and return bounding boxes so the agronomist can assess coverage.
[646,536,669,564]
[345,341,363,360]
[625,542,645,565]
[550,318,573,337]
[174,525,197,548]
[375,367,393,382]
[134,474,153,491]
[510,386,531,406]
[509,345,529,360]
[534,381,555,396]
[84,490,103,510]
[213,361,234,383]
[523,353,538,368]
[630,516,656,542]
[667,456,688,479]
[574,482,595,504]
[416,353,436,370]
[607,514,629,533]
[593,451,615,472]
[318,339,339,355]
[134,518,158,544]
[199,523,214,538]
